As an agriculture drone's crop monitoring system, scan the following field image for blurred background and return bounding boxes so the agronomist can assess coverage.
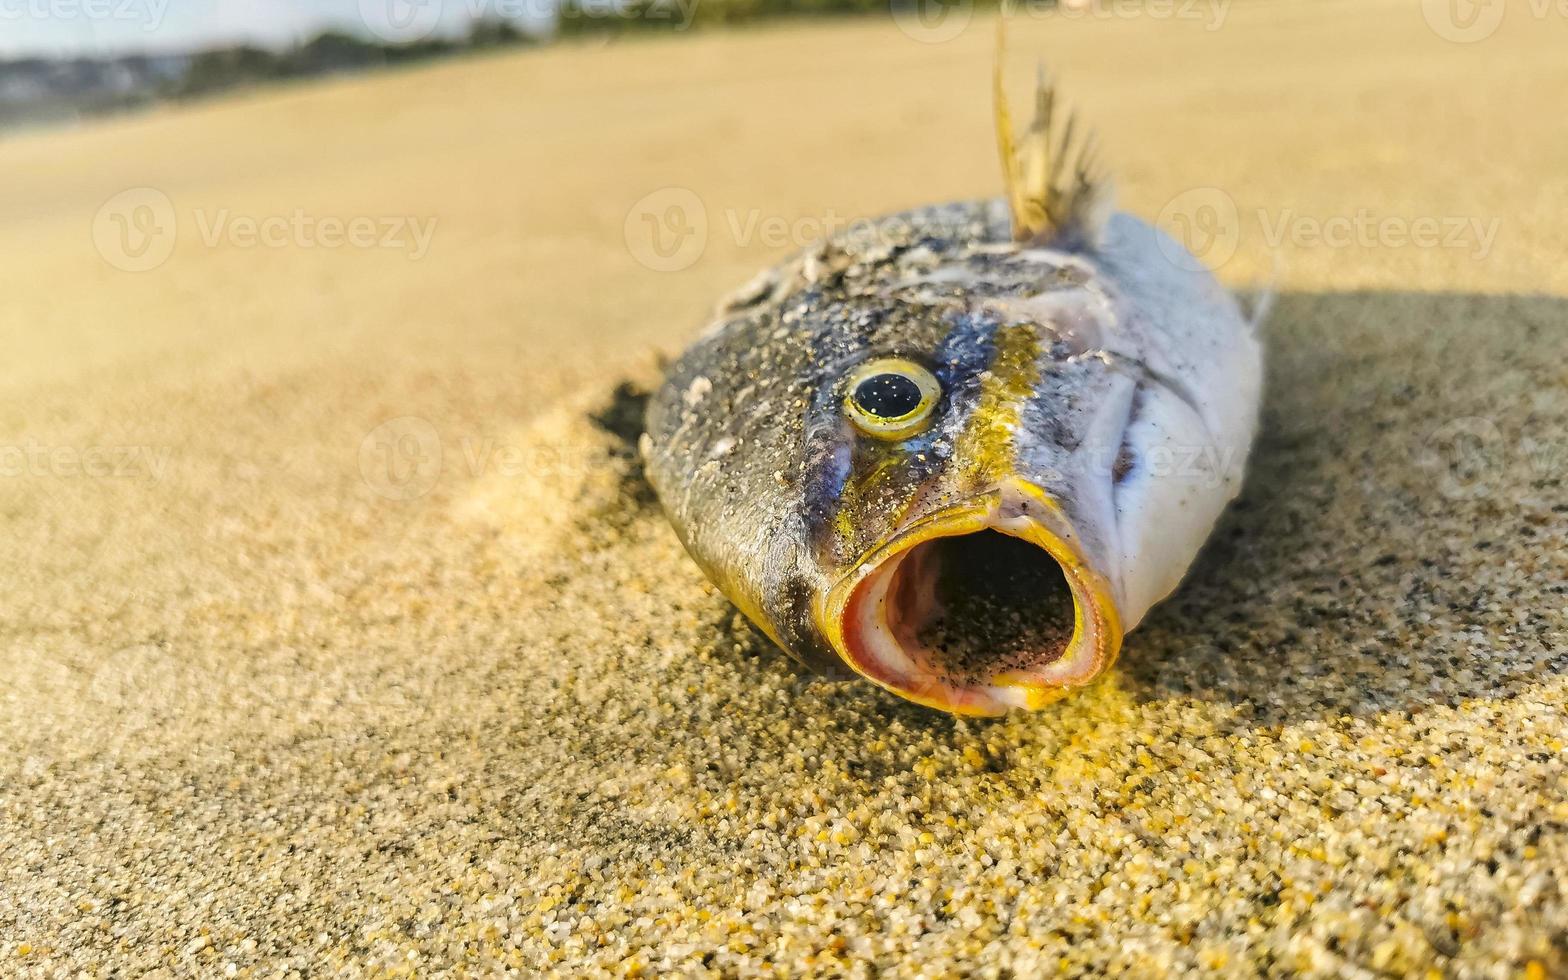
[2,0,962,129]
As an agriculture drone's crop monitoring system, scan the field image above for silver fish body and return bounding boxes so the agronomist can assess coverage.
[643,198,1261,714]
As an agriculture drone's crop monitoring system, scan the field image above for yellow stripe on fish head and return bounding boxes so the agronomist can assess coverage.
[955,322,1042,485]
[821,322,1045,568]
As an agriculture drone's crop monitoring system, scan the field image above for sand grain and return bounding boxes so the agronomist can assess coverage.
[1,3,1565,976]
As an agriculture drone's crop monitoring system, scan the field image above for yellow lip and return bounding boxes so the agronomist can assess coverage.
[815,479,1123,716]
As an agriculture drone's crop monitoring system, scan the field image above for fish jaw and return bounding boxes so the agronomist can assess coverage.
[816,478,1123,716]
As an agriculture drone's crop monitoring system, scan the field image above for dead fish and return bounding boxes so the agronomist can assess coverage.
[641,28,1262,715]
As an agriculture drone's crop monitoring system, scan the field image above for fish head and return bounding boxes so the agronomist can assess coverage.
[792,256,1127,716]
[644,205,1257,716]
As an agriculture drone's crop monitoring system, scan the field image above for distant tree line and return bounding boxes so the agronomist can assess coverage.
[173,0,1008,96]
[2,0,1023,130]
[554,0,991,37]
[169,21,537,100]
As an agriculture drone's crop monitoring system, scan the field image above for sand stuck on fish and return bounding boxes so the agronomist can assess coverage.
[913,531,1077,684]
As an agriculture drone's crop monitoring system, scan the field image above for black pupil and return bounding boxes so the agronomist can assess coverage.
[853,373,924,419]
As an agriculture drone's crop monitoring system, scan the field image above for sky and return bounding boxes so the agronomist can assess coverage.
[0,0,546,57]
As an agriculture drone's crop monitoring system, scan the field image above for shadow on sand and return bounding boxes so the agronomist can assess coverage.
[595,291,1567,731]
[1118,290,1564,726]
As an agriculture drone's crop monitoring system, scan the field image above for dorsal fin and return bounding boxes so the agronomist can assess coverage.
[993,6,1112,247]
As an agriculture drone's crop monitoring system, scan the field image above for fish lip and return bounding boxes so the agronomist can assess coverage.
[816,478,1123,716]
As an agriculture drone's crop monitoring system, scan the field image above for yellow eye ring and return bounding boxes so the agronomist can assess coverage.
[843,357,941,440]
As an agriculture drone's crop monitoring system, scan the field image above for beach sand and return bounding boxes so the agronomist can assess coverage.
[1,1,1565,974]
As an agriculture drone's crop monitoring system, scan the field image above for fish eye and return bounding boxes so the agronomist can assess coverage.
[844,358,940,439]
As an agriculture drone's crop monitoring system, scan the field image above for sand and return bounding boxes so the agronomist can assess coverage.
[1,1,1565,975]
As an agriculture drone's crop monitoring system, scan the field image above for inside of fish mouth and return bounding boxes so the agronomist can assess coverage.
[885,530,1075,684]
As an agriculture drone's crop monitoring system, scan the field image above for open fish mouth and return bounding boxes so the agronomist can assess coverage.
[820,480,1123,716]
